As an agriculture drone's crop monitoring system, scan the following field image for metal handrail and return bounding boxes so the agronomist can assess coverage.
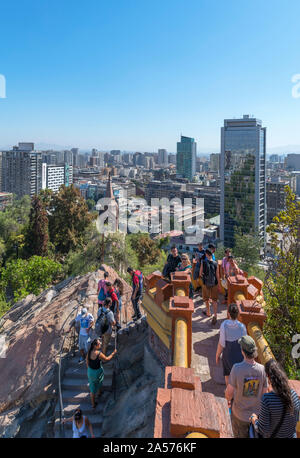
[57,290,85,437]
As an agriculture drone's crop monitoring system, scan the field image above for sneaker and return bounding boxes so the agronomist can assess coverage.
[78,356,84,363]
[211,316,217,325]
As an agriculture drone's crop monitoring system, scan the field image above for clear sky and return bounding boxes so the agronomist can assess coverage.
[0,0,300,152]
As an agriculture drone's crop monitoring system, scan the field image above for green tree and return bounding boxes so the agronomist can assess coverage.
[0,256,63,302]
[233,229,261,272]
[48,185,93,254]
[127,233,161,267]
[86,198,96,211]
[24,195,49,257]
[264,186,300,379]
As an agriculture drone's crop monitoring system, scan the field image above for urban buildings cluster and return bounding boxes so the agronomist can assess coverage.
[0,115,299,255]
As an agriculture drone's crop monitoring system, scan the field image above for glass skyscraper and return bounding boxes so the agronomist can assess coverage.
[176,136,196,181]
[220,115,266,248]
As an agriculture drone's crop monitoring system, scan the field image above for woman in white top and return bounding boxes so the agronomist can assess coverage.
[62,408,95,438]
[216,303,247,386]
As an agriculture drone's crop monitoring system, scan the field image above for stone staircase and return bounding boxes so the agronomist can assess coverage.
[54,338,116,438]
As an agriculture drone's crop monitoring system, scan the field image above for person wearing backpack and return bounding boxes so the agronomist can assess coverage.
[105,283,120,330]
[127,267,143,321]
[95,298,116,355]
[200,248,220,325]
[97,272,109,306]
[249,359,300,438]
[66,307,94,362]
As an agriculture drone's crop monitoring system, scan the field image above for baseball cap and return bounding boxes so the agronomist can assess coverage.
[81,307,87,316]
[238,335,257,354]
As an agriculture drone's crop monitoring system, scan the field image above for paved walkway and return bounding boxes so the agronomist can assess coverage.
[191,291,228,398]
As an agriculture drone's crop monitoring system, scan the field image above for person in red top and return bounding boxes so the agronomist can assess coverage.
[127,267,143,321]
[106,283,120,328]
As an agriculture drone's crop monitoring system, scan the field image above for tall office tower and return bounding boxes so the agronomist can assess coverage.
[98,151,105,168]
[64,150,73,166]
[176,136,196,181]
[168,153,176,165]
[42,163,73,192]
[123,153,133,164]
[269,154,279,163]
[71,148,79,166]
[285,153,300,171]
[2,143,42,197]
[158,149,168,166]
[220,115,266,248]
[209,153,220,172]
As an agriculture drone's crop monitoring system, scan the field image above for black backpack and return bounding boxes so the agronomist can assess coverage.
[202,259,217,287]
[95,308,109,336]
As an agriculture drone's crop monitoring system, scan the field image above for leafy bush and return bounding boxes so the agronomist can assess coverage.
[0,256,63,302]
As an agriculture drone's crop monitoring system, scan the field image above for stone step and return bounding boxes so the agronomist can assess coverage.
[54,414,103,431]
[55,423,102,438]
[62,376,112,392]
[55,395,109,419]
[64,365,113,379]
[62,387,112,404]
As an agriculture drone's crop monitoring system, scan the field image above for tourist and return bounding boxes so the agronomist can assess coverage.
[200,249,220,325]
[215,303,247,385]
[250,359,300,438]
[62,408,95,438]
[67,307,94,363]
[221,248,231,303]
[225,256,244,278]
[225,335,268,438]
[127,267,143,321]
[176,253,192,273]
[208,243,216,261]
[97,271,109,307]
[86,339,117,409]
[96,297,116,355]
[113,278,123,329]
[162,245,181,280]
[176,254,193,298]
[193,242,205,288]
[106,282,120,330]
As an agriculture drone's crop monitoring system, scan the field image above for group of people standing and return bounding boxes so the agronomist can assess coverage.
[64,267,145,436]
[162,243,300,438]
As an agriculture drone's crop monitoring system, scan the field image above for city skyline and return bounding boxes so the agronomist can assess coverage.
[1,1,300,150]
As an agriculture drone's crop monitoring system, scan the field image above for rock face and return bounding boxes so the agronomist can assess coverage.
[0,265,133,438]
[101,317,162,438]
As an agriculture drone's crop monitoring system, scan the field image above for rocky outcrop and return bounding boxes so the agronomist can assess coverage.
[100,317,164,438]
[0,265,133,438]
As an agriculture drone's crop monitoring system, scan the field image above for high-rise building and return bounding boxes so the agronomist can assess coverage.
[285,154,300,171]
[266,181,287,225]
[176,136,196,181]
[2,143,43,197]
[209,153,220,172]
[64,150,73,166]
[158,149,168,166]
[220,115,266,248]
[42,163,73,193]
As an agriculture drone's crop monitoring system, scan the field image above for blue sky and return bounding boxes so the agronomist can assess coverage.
[0,0,300,152]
